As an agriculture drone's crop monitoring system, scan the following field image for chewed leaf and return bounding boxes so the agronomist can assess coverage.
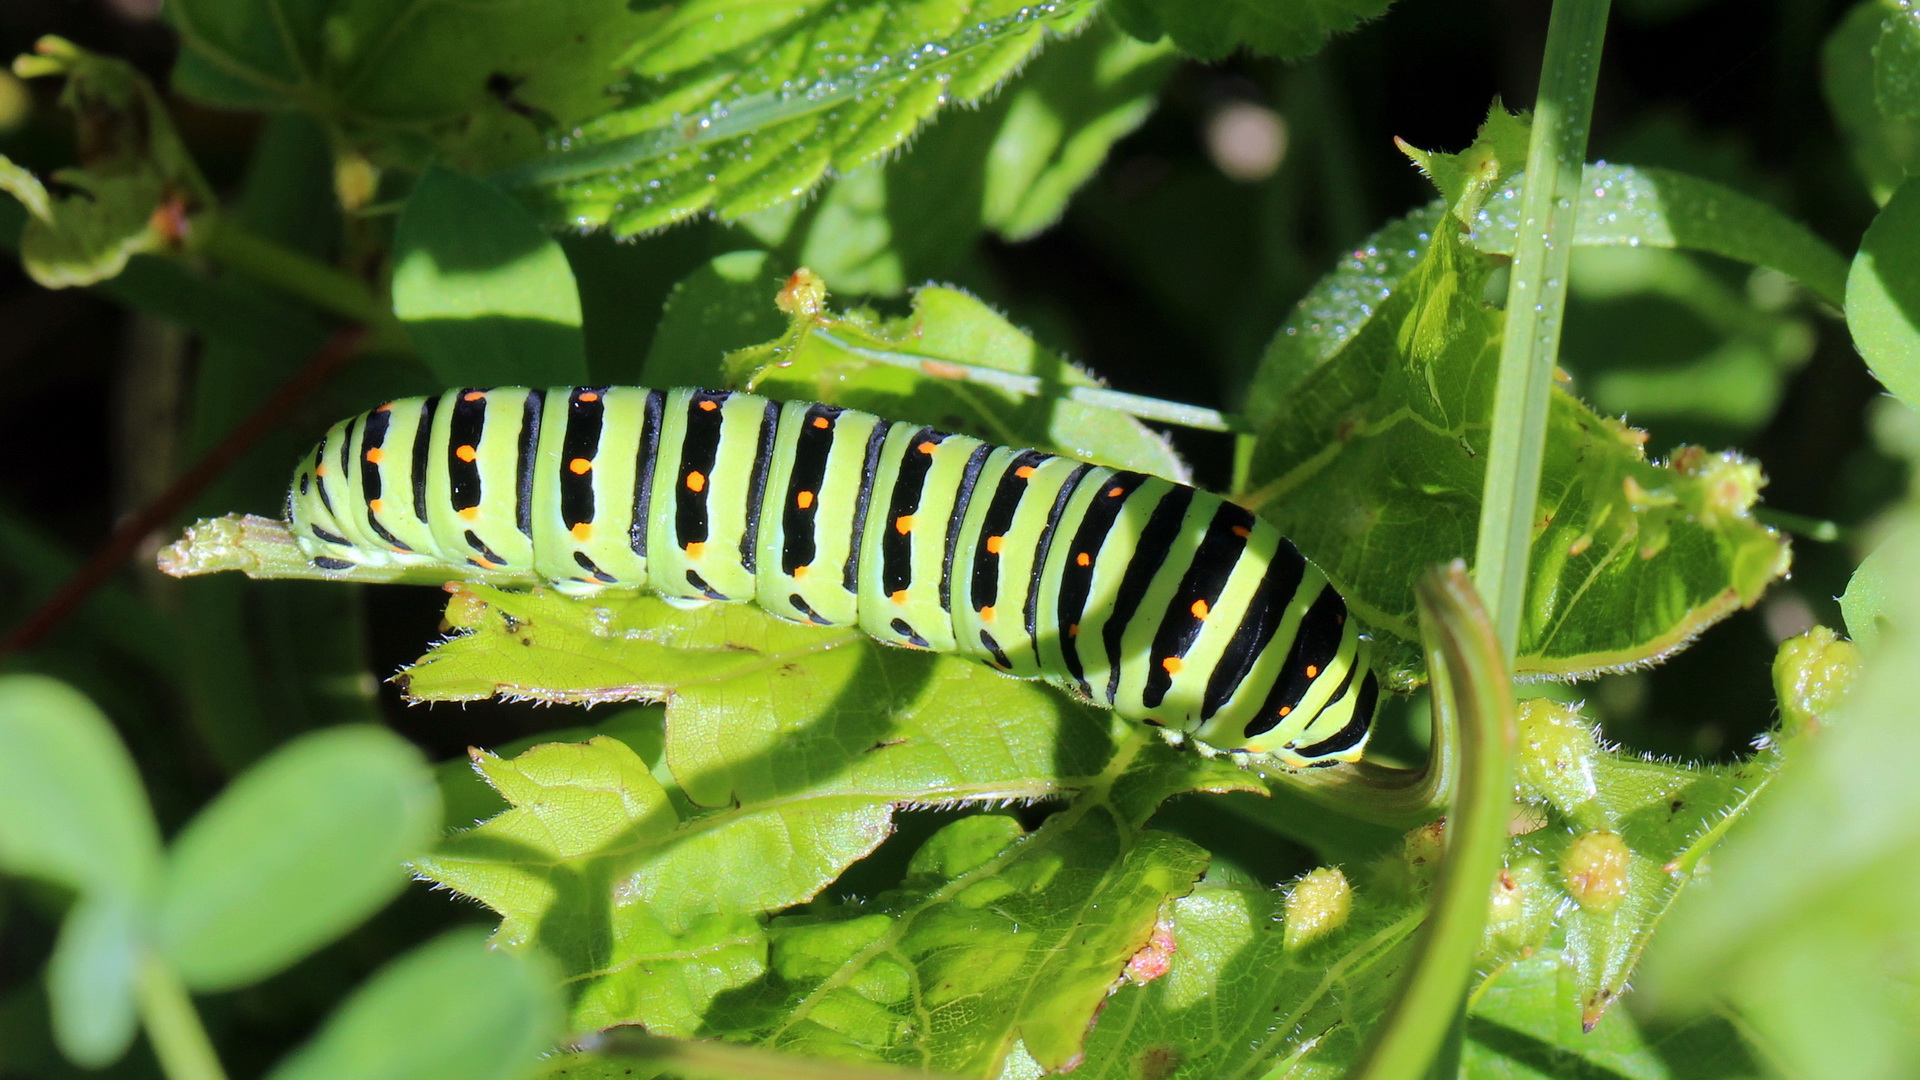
[728,279,1193,481]
[1,38,211,288]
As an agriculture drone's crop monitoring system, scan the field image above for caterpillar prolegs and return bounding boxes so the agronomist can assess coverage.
[289,386,1380,766]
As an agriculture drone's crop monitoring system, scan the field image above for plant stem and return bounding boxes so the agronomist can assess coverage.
[184,212,409,349]
[1349,563,1518,1080]
[136,956,229,1080]
[1471,0,1613,656]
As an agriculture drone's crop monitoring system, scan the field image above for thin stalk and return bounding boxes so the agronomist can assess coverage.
[184,212,409,350]
[1349,563,1517,1080]
[136,956,228,1080]
[1471,0,1613,656]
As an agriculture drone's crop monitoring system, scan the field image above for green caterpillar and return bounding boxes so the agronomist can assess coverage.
[289,386,1378,767]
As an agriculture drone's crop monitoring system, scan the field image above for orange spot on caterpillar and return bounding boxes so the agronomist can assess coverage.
[1232,525,1251,538]
[1107,486,1124,497]
[917,441,937,455]
[1278,705,1293,717]
[686,470,706,493]
[1068,623,1079,637]
[895,514,914,534]
[369,498,384,514]
[464,391,485,402]
[1016,465,1036,479]
[458,507,480,521]
[796,490,814,509]
[812,416,831,429]
[699,399,718,411]
[1162,656,1183,674]
[793,564,810,579]
[455,445,478,463]
[986,535,1003,554]
[365,447,385,464]
[571,522,592,542]
[685,541,705,558]
[891,589,908,604]
[979,605,995,622]
[578,391,599,403]
[1076,552,1091,567]
[1191,599,1209,619]
[376,402,393,412]
[569,457,593,475]
[1305,664,1319,678]
[315,463,328,477]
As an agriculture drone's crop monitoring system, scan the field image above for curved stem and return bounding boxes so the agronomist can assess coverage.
[136,955,228,1080]
[1349,563,1517,1080]
[1471,0,1613,656]
[184,212,409,350]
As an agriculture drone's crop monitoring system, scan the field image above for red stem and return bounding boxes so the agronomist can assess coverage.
[0,324,368,656]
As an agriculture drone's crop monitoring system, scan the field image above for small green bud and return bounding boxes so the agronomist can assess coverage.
[1772,625,1861,739]
[1284,867,1352,950]
[1561,830,1631,911]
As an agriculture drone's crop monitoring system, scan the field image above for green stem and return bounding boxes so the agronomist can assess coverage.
[1471,0,1613,656]
[1350,563,1518,1080]
[184,212,409,349]
[136,955,229,1080]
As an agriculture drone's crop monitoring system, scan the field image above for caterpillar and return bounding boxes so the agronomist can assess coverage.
[288,386,1379,767]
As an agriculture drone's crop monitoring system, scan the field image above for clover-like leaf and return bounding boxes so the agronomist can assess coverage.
[1825,1,1920,204]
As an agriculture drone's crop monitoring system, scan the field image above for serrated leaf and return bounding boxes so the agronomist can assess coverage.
[749,20,1177,295]
[392,166,589,387]
[1106,0,1393,61]
[0,38,210,288]
[1825,1,1920,203]
[1643,517,1920,1080]
[0,675,161,898]
[507,1,1103,237]
[705,753,1222,1077]
[1073,878,1424,1079]
[264,928,563,1080]
[1847,176,1920,410]
[729,281,1191,480]
[1240,212,1789,683]
[641,251,793,389]
[156,725,442,991]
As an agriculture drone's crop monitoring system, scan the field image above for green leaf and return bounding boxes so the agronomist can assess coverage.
[436,706,667,830]
[1469,162,1850,307]
[709,751,1220,1075]
[1825,1,1920,203]
[0,674,161,897]
[1847,176,1920,410]
[504,2,1103,237]
[748,20,1177,295]
[264,928,563,1080]
[1239,206,1790,683]
[1643,517,1920,1080]
[0,37,211,288]
[642,251,792,389]
[1876,2,1920,120]
[1107,0,1394,61]
[1842,536,1897,647]
[45,891,142,1068]
[392,165,589,387]
[729,281,1192,479]
[156,725,441,991]
[1465,952,1761,1079]
[1074,877,1424,1078]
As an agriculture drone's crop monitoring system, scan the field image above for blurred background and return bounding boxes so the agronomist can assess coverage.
[0,0,1898,1072]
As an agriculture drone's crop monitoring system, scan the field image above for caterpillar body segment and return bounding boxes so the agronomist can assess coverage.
[289,386,1380,766]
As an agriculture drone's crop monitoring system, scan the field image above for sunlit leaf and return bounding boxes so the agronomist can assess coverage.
[1847,176,1920,410]
[392,166,589,387]
[1825,1,1920,203]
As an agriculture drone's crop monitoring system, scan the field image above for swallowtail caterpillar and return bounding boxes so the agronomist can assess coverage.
[289,385,1379,767]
